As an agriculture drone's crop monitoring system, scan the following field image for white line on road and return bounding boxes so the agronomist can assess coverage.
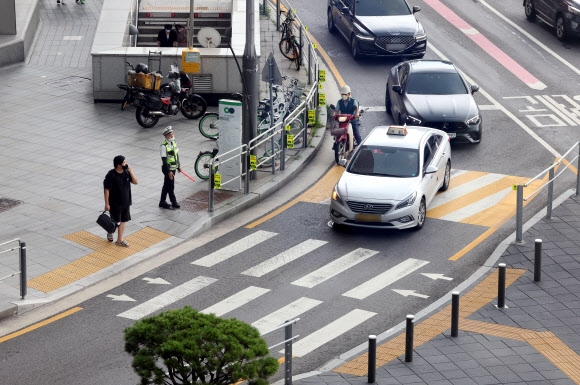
[241,240,327,277]
[343,258,429,300]
[282,309,376,357]
[291,248,379,288]
[191,230,277,267]
[252,297,322,334]
[117,276,217,320]
[201,286,270,317]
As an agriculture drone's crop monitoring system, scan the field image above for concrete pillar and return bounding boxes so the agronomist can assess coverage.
[0,0,17,35]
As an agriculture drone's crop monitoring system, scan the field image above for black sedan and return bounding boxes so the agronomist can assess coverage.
[385,60,483,144]
[327,0,427,60]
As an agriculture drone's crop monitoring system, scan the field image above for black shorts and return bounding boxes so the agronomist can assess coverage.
[110,206,131,223]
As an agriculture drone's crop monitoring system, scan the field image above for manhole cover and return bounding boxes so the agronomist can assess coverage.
[45,76,91,88]
[179,190,234,213]
[0,198,22,213]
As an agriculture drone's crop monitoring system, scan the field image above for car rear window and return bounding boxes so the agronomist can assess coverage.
[348,146,419,177]
[355,0,411,16]
[406,72,468,95]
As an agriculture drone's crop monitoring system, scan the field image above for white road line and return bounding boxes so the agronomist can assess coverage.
[117,276,217,320]
[536,95,580,126]
[478,104,502,110]
[191,230,277,267]
[201,286,270,317]
[343,258,430,300]
[283,309,376,357]
[291,248,379,288]
[363,106,387,112]
[252,297,322,334]
[450,169,468,179]
[241,240,327,277]
[429,172,506,209]
[440,187,512,222]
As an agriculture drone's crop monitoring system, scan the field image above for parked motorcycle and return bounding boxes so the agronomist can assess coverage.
[117,65,207,128]
[329,104,365,165]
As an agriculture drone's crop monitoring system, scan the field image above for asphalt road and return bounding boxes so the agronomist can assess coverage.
[2,0,579,383]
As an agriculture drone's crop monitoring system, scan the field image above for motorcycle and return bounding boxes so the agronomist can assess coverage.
[329,104,365,165]
[118,65,207,128]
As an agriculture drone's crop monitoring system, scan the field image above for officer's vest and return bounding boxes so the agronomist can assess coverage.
[162,140,179,170]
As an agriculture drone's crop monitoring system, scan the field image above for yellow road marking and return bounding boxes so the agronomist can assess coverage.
[0,307,82,344]
[246,165,344,228]
[27,227,171,293]
[334,268,525,376]
[449,227,497,261]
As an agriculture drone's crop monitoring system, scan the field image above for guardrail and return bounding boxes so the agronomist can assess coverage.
[261,318,300,385]
[0,239,27,299]
[515,142,580,243]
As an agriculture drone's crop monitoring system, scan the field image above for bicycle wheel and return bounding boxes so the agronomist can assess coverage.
[293,44,301,70]
[259,140,281,167]
[194,152,215,180]
[199,112,220,140]
[279,38,298,60]
[287,119,304,146]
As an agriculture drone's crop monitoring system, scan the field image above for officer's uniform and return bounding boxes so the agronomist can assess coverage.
[159,126,180,209]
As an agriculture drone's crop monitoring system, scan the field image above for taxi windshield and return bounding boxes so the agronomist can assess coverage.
[348,146,419,177]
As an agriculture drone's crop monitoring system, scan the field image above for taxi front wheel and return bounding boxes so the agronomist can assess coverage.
[413,197,426,231]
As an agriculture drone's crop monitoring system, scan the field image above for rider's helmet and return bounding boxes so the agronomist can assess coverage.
[135,63,149,74]
[340,85,351,95]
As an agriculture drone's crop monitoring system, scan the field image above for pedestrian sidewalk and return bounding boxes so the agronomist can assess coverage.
[0,0,337,319]
[290,190,580,385]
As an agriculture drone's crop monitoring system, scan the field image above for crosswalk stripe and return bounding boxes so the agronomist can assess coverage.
[283,309,376,357]
[430,172,505,210]
[252,297,323,334]
[117,276,217,320]
[191,230,277,267]
[291,248,379,288]
[440,187,512,222]
[343,258,430,300]
[241,240,328,277]
[201,286,270,317]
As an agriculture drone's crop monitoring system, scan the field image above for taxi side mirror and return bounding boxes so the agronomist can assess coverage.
[471,84,479,93]
[425,165,437,174]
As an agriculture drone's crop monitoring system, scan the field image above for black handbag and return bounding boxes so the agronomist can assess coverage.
[97,211,117,233]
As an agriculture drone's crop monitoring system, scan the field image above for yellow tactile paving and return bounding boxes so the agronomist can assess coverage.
[334,268,526,376]
[245,165,345,228]
[28,227,171,293]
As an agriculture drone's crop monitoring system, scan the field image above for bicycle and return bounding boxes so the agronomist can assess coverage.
[278,10,302,70]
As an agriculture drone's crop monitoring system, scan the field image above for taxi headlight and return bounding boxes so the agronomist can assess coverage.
[395,191,417,210]
[332,185,344,206]
[466,115,480,125]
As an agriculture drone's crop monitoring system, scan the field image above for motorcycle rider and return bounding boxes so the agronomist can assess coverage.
[159,126,181,209]
[336,85,361,147]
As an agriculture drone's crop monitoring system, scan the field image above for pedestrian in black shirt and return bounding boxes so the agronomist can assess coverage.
[157,24,178,47]
[103,155,138,247]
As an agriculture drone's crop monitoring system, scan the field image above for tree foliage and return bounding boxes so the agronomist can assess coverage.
[124,306,279,385]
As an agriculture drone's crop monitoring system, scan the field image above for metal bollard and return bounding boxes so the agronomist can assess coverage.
[451,291,459,337]
[516,185,524,243]
[368,335,376,383]
[546,168,554,219]
[405,315,414,362]
[534,239,542,282]
[285,322,293,385]
[498,263,506,308]
[20,241,27,299]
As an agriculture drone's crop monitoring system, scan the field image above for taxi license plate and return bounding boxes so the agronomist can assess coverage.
[448,132,456,138]
[355,214,381,223]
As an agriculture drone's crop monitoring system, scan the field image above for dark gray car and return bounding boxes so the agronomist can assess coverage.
[385,60,482,145]
[327,0,427,60]
[524,0,580,40]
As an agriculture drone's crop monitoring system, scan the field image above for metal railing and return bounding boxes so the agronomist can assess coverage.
[515,142,580,243]
[208,145,249,212]
[261,318,300,385]
[0,239,27,299]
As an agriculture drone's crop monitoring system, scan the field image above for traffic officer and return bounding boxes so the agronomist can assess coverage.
[159,126,181,209]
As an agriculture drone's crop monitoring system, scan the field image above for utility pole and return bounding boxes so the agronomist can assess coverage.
[188,0,194,49]
[242,0,258,147]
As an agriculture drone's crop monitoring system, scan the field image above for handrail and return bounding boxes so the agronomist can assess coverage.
[260,317,300,336]
[524,141,580,187]
[208,144,248,212]
[260,317,300,385]
[0,238,27,299]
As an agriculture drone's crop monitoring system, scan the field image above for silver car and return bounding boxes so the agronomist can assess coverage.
[330,125,451,230]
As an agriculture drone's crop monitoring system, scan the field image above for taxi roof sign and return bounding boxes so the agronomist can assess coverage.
[387,125,408,136]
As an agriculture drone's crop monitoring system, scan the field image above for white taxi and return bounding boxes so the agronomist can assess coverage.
[330,125,451,230]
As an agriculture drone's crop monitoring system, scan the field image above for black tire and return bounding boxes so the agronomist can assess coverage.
[195,152,214,180]
[524,0,536,21]
[135,107,160,128]
[556,14,568,41]
[328,9,337,33]
[199,112,220,140]
[293,45,301,70]
[334,140,346,164]
[279,38,297,60]
[181,95,207,119]
[413,197,426,231]
[350,36,360,60]
[439,160,451,192]
[385,86,391,115]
